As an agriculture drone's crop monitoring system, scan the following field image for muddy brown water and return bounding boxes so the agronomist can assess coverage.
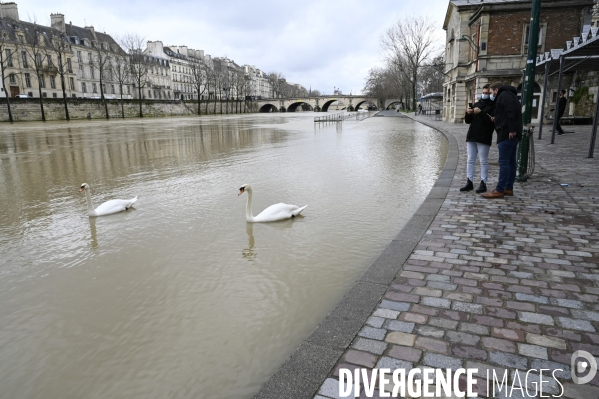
[0,113,447,398]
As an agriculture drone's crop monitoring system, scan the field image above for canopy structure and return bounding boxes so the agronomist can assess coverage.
[419,92,443,119]
[535,26,599,157]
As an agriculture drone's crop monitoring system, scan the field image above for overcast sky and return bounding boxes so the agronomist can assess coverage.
[16,0,449,95]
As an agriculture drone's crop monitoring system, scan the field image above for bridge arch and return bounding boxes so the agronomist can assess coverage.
[321,99,338,112]
[259,104,279,113]
[354,100,377,111]
[385,101,403,110]
[287,102,314,112]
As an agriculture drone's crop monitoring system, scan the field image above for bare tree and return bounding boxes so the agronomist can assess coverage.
[205,65,215,115]
[17,26,50,121]
[418,54,445,94]
[234,69,247,113]
[189,57,207,115]
[381,15,438,110]
[46,33,73,120]
[91,41,113,119]
[120,34,149,117]
[111,51,131,118]
[310,89,321,97]
[0,30,15,122]
[267,71,283,98]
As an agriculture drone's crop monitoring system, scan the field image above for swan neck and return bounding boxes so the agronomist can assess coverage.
[85,188,96,215]
[245,188,255,222]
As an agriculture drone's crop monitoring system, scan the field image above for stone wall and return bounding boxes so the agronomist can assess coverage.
[0,98,256,122]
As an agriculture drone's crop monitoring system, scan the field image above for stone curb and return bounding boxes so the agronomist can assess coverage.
[252,116,459,399]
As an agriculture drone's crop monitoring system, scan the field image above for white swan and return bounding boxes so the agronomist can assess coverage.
[79,183,138,217]
[238,184,307,223]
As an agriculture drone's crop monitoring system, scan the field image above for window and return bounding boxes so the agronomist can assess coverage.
[50,75,56,89]
[21,51,28,68]
[67,58,72,73]
[88,52,92,64]
[127,85,130,95]
[69,77,75,91]
[90,67,94,79]
[148,90,152,98]
[6,49,12,67]
[102,84,106,93]
[92,83,97,93]
[36,53,42,66]
[82,82,87,93]
[53,93,57,98]
[42,92,47,98]
[77,51,82,63]
[523,23,547,53]
[18,35,24,43]
[47,55,54,67]
[39,74,46,88]
[25,73,31,87]
[111,84,115,94]
[9,74,16,84]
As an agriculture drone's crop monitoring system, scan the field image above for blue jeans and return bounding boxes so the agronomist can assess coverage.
[496,138,520,193]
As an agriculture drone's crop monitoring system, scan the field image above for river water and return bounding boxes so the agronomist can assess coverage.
[0,112,447,399]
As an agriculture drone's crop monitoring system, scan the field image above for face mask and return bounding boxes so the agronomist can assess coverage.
[482,94,490,100]
[490,94,496,101]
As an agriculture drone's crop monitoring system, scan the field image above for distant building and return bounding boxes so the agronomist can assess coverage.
[442,0,595,123]
[0,4,130,100]
[144,41,172,100]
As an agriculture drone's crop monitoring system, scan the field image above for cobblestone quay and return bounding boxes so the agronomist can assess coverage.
[254,112,599,399]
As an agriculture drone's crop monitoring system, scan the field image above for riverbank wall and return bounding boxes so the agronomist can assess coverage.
[0,98,260,122]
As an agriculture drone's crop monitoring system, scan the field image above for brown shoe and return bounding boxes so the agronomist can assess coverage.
[482,190,505,199]
[504,189,513,196]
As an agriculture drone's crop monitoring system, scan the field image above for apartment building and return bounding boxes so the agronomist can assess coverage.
[0,5,77,99]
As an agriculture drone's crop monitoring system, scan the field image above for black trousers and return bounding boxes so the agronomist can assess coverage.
[556,114,564,134]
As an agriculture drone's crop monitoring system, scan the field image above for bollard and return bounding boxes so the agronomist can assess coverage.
[516,125,532,182]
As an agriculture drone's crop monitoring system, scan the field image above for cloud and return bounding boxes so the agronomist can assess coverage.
[16,0,449,94]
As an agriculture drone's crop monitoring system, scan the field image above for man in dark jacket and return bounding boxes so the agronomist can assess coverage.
[556,89,567,135]
[460,84,495,193]
[482,82,522,199]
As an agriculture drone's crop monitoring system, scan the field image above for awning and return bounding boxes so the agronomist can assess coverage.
[534,26,599,157]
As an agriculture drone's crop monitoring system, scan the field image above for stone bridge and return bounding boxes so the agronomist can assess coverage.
[255,96,378,113]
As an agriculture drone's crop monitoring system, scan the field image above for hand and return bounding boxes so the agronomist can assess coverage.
[509,132,516,139]
[473,107,481,114]
[466,107,473,114]
[490,116,495,122]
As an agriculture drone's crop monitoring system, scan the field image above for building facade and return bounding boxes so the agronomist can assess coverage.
[0,4,131,100]
[442,0,595,123]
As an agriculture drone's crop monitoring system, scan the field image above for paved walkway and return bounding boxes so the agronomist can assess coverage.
[255,114,599,399]
[314,116,598,398]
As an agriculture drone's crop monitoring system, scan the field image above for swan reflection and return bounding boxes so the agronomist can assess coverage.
[242,223,257,262]
[88,217,98,249]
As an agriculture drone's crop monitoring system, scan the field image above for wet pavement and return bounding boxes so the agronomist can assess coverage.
[256,113,599,399]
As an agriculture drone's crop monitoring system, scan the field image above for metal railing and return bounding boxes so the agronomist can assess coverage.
[314,112,344,123]
[314,110,376,123]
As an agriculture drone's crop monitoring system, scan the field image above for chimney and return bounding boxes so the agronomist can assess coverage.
[51,13,65,32]
[85,26,96,38]
[0,2,19,20]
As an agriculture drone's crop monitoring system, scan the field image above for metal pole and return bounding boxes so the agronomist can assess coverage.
[589,86,599,158]
[551,55,565,144]
[516,0,541,182]
[538,60,550,140]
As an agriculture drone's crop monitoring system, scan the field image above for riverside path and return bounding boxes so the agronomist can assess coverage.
[254,111,599,399]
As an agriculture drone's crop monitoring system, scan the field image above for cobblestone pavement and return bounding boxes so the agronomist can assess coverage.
[313,117,599,399]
